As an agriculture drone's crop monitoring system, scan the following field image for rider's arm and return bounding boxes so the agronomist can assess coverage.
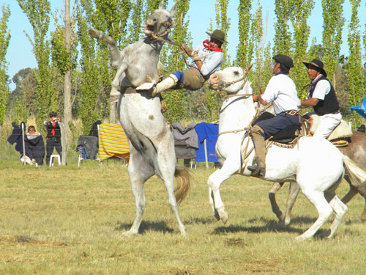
[301,97,319,107]
[252,94,269,105]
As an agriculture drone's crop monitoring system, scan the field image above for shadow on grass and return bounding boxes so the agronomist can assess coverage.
[184,217,217,225]
[114,220,174,234]
[212,217,313,235]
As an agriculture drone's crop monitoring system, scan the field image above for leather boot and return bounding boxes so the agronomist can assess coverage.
[153,74,178,96]
[247,125,266,177]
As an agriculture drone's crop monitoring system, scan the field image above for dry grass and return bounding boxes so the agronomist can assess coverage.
[0,160,365,274]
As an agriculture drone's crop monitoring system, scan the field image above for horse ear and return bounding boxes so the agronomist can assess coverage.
[158,0,165,10]
[169,3,177,18]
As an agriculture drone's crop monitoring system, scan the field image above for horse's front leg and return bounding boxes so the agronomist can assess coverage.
[207,160,239,224]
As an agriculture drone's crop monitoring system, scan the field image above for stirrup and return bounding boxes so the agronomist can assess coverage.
[248,159,265,177]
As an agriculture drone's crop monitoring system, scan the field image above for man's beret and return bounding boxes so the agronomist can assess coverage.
[273,54,294,69]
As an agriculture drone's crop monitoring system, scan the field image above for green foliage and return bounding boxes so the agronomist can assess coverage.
[215,0,230,67]
[51,23,78,76]
[322,0,345,85]
[75,4,100,134]
[161,0,191,123]
[273,0,292,55]
[236,0,252,67]
[127,0,144,43]
[250,3,265,94]
[288,0,314,99]
[0,4,10,126]
[347,0,364,126]
[17,0,58,128]
[80,0,131,46]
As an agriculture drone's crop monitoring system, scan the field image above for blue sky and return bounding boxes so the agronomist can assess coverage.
[2,0,366,90]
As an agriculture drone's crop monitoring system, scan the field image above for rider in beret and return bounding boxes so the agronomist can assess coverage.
[248,54,302,177]
[301,59,341,138]
[138,29,225,95]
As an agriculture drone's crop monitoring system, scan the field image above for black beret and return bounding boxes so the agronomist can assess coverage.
[273,54,294,69]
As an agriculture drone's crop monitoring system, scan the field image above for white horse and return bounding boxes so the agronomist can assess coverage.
[90,1,190,236]
[207,66,365,240]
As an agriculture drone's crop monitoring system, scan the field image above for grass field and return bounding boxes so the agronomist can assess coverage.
[0,159,366,274]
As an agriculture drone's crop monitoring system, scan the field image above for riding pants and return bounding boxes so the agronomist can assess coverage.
[313,112,342,139]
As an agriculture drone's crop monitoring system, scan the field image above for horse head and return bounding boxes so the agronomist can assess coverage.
[143,1,177,39]
[209,66,253,95]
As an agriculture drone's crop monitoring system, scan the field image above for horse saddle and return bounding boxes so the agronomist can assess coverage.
[252,112,302,145]
[253,112,353,147]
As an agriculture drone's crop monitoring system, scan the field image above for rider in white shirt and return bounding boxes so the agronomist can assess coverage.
[248,55,302,177]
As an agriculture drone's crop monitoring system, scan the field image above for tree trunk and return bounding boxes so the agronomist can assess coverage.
[62,0,72,165]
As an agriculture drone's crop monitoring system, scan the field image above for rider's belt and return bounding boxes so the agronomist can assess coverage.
[285,110,300,116]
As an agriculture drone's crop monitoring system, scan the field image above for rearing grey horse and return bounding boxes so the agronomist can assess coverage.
[90,1,190,236]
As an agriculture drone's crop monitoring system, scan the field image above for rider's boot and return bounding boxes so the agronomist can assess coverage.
[153,74,178,96]
[137,74,178,96]
[247,125,266,177]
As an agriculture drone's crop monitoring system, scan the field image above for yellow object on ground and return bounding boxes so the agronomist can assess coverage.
[98,123,130,162]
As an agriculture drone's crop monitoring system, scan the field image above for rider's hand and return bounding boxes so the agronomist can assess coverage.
[181,45,193,57]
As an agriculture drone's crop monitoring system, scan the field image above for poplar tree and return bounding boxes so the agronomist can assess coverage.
[251,3,264,94]
[77,0,131,128]
[215,0,230,67]
[161,0,191,124]
[289,0,314,99]
[273,0,292,55]
[18,0,57,127]
[0,5,10,136]
[322,0,345,88]
[50,0,78,164]
[236,0,252,67]
[347,0,364,126]
[127,0,144,44]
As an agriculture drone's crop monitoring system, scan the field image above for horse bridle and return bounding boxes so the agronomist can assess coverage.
[216,64,253,92]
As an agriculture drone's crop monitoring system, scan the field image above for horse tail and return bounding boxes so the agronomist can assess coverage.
[343,155,366,188]
[174,166,190,204]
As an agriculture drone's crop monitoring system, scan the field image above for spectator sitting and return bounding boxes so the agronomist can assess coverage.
[27,125,40,137]
[25,125,45,165]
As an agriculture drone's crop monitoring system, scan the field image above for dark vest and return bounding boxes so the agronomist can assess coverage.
[45,121,61,139]
[308,76,339,115]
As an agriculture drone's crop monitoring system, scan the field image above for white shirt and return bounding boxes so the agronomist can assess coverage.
[191,45,223,77]
[261,73,301,115]
[306,74,331,100]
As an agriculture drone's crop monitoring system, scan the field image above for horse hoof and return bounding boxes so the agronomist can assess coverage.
[218,208,229,224]
[213,208,220,221]
[284,217,291,226]
[122,230,137,237]
[295,234,311,241]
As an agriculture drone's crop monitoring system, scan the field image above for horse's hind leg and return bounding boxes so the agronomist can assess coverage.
[123,150,154,236]
[325,194,348,238]
[157,139,186,235]
[295,189,333,241]
[282,182,301,226]
[268,182,285,221]
[356,182,366,222]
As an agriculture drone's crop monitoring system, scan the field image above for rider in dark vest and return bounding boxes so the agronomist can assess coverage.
[301,59,342,138]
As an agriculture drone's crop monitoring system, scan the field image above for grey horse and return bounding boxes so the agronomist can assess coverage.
[90,1,190,236]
